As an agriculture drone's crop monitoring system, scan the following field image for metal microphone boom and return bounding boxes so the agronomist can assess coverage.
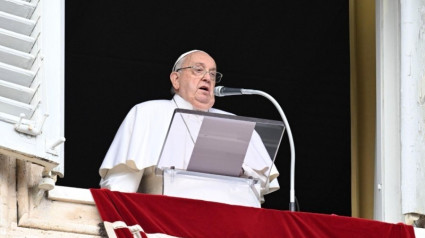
[214,86,297,212]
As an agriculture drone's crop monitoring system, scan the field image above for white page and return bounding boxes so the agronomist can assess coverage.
[187,116,256,177]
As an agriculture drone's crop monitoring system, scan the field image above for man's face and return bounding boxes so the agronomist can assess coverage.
[170,52,216,110]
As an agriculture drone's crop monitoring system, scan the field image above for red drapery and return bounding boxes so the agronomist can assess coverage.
[90,188,415,238]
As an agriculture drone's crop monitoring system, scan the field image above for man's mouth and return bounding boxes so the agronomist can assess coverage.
[199,86,210,92]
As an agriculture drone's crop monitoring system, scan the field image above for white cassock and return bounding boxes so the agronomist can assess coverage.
[99,94,280,202]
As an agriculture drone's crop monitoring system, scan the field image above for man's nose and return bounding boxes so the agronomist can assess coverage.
[202,71,212,82]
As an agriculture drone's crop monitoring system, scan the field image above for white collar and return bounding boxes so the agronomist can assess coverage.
[173,94,211,112]
[173,94,194,110]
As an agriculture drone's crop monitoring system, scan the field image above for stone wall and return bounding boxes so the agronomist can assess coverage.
[0,154,102,237]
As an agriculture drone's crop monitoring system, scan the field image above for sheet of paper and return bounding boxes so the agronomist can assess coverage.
[187,116,256,177]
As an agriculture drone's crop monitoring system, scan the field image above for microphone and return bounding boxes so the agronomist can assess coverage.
[214,85,297,212]
[214,86,244,97]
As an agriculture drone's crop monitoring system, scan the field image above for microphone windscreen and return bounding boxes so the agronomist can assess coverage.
[214,86,224,96]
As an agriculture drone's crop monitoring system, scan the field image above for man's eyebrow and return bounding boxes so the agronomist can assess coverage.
[194,62,217,70]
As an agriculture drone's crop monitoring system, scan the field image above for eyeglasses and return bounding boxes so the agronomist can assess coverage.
[176,65,223,83]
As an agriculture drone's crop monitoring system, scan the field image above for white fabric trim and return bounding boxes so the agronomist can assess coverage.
[147,233,180,238]
[103,221,118,238]
[104,221,145,238]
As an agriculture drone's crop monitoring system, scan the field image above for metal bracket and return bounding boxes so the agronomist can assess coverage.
[38,168,57,191]
[46,137,66,156]
[15,113,48,136]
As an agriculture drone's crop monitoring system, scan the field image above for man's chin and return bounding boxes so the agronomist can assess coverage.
[193,98,214,111]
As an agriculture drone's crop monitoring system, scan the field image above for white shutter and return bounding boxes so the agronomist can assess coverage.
[0,0,65,185]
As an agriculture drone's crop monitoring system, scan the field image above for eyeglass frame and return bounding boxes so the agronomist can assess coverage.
[175,65,223,84]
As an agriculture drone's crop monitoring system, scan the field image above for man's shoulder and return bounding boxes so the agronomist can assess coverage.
[132,99,172,110]
[124,99,174,118]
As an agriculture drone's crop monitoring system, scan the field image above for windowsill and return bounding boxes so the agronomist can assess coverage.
[48,185,95,205]
[415,227,425,237]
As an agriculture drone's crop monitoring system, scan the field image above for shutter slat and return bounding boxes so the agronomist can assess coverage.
[0,94,36,118]
[0,11,36,35]
[0,28,35,52]
[0,0,36,19]
[0,78,35,103]
[0,44,35,69]
[0,61,35,87]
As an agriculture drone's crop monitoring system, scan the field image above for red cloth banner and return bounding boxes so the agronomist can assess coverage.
[90,188,415,238]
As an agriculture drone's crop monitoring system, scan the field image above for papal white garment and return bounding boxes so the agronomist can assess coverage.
[99,94,280,201]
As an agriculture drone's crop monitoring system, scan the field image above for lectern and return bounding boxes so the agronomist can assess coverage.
[156,109,285,207]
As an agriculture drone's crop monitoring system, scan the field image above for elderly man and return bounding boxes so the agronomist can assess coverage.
[99,50,279,202]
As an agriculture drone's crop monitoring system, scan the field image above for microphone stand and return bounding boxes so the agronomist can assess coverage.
[241,89,296,212]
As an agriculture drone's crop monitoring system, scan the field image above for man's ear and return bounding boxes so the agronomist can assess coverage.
[170,72,180,90]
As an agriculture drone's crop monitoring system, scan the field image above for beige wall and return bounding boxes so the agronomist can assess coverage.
[349,0,376,219]
[0,155,101,237]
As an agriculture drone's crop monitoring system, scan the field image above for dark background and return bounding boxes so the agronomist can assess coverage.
[61,1,351,215]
